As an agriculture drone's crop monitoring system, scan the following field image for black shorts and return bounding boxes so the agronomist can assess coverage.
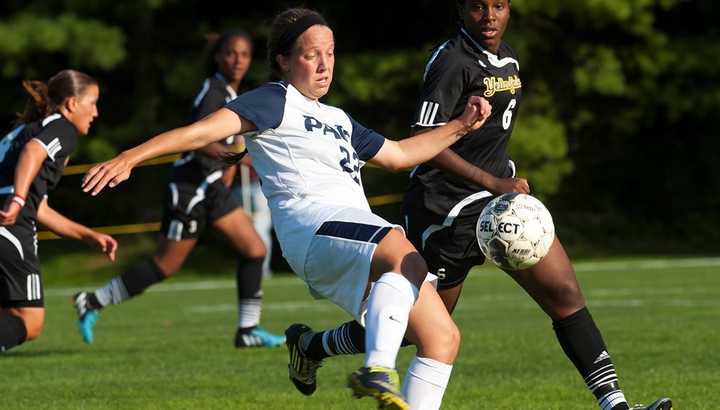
[160,167,239,241]
[0,223,44,308]
[403,189,494,290]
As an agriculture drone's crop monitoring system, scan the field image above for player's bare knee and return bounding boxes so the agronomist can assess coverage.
[550,277,585,313]
[23,318,44,340]
[398,252,428,288]
[421,320,461,363]
[243,243,266,260]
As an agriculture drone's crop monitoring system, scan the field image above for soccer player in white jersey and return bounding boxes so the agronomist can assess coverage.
[81,8,491,409]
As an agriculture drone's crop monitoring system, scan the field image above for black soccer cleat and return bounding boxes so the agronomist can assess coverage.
[631,397,673,410]
[234,326,285,348]
[285,323,323,396]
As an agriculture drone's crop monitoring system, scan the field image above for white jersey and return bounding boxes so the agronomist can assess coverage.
[226,81,386,274]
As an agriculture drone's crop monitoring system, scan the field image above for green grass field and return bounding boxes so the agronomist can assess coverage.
[3,257,719,409]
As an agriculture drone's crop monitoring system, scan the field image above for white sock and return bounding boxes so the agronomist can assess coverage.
[401,356,453,410]
[237,298,262,329]
[598,390,628,410]
[94,277,129,306]
[364,272,418,369]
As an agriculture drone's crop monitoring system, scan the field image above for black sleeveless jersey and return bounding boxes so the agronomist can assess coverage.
[176,73,238,174]
[0,114,78,224]
[409,28,523,216]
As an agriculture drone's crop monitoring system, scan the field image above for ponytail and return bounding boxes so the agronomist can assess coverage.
[17,80,51,124]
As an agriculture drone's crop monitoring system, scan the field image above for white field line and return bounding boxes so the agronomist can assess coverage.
[186,297,720,315]
[44,256,720,298]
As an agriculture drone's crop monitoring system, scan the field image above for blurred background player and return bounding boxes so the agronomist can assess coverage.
[284,1,673,410]
[0,70,117,352]
[72,31,285,348]
[78,7,495,408]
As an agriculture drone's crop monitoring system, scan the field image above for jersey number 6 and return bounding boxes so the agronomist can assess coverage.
[502,98,517,130]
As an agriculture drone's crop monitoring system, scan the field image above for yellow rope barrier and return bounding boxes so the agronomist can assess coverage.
[62,154,182,176]
[38,156,405,239]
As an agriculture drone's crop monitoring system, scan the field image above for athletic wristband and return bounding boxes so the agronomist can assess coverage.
[11,195,25,207]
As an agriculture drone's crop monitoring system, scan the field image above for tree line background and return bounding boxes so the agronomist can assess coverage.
[0,0,718,261]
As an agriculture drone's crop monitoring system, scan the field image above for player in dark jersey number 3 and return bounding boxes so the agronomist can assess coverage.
[0,70,117,353]
[285,2,673,410]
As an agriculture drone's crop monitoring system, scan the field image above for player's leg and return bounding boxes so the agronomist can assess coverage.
[286,204,471,400]
[212,207,284,347]
[0,229,47,351]
[348,228,459,410]
[506,237,671,410]
[0,306,44,348]
[73,237,196,344]
[73,177,203,344]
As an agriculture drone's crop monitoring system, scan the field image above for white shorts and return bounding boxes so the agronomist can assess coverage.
[301,207,402,322]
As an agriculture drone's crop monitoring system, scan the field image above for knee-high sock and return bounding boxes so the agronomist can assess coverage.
[92,259,166,308]
[236,257,264,330]
[553,307,629,410]
[0,314,27,352]
[302,320,413,361]
[401,356,453,410]
[364,272,418,369]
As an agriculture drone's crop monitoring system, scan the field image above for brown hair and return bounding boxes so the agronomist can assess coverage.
[17,69,98,124]
[267,8,328,81]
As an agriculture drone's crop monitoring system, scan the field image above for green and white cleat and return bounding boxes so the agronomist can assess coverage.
[347,366,409,410]
[631,398,673,410]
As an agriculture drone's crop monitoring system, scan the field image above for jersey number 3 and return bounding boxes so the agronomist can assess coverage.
[339,146,360,185]
[502,98,517,130]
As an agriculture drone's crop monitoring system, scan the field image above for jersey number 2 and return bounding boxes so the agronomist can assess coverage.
[339,146,360,185]
[502,98,517,130]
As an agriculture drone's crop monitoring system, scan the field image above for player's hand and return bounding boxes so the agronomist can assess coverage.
[82,153,134,196]
[85,231,118,262]
[458,96,492,135]
[0,197,23,226]
[487,177,530,195]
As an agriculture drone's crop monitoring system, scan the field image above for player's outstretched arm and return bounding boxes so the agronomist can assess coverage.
[428,148,530,195]
[36,197,118,261]
[82,108,254,196]
[369,96,491,171]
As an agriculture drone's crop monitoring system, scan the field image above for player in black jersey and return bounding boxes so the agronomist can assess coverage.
[0,70,118,352]
[284,2,673,409]
[72,31,285,348]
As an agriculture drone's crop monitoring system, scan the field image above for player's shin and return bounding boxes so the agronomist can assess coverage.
[0,314,27,351]
[236,256,263,331]
[94,259,166,307]
[401,356,453,410]
[553,307,630,410]
[364,272,418,369]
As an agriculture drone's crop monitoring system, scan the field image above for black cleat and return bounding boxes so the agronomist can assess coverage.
[234,326,285,348]
[285,323,323,396]
[631,397,673,410]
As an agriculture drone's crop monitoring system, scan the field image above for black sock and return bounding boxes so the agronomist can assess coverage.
[236,257,264,329]
[93,259,166,307]
[0,314,27,352]
[303,320,413,361]
[553,307,629,410]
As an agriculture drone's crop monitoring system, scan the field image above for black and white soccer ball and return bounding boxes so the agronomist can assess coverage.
[476,193,555,271]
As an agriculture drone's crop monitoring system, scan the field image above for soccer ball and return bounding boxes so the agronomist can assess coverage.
[476,193,555,271]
